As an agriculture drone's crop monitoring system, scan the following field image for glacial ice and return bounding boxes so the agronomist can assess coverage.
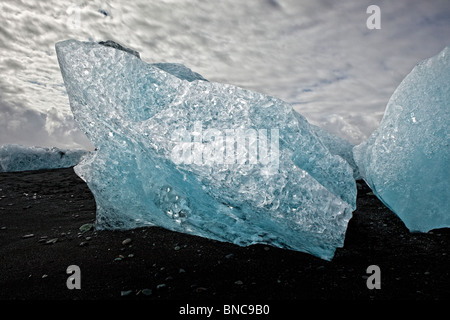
[0,144,88,172]
[310,125,360,180]
[56,39,356,260]
[354,46,450,232]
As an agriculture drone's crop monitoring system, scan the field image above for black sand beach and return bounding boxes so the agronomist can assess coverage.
[0,167,449,311]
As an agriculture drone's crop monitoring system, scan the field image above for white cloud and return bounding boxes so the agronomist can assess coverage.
[0,0,449,148]
[0,95,93,149]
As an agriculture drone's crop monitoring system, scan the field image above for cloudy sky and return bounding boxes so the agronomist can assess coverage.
[0,0,449,149]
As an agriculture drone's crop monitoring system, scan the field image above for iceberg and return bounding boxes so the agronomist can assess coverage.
[354,46,450,232]
[56,39,356,260]
[0,144,88,172]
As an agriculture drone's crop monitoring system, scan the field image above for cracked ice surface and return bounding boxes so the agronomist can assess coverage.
[354,46,450,232]
[56,39,356,260]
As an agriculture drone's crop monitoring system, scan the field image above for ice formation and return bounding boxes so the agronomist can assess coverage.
[354,46,450,232]
[0,144,88,172]
[56,39,356,260]
[310,125,360,180]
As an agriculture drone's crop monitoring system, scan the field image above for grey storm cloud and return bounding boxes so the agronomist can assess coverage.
[0,0,450,148]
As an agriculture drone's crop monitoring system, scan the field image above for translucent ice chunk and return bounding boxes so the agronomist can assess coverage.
[354,46,450,232]
[311,125,360,180]
[0,144,88,172]
[56,39,356,260]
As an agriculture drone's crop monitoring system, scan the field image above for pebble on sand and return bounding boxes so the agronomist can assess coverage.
[45,238,58,245]
[141,288,152,296]
[79,223,93,232]
[122,238,132,245]
[121,290,132,296]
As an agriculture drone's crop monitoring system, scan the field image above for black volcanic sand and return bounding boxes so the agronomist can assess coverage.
[0,167,449,305]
